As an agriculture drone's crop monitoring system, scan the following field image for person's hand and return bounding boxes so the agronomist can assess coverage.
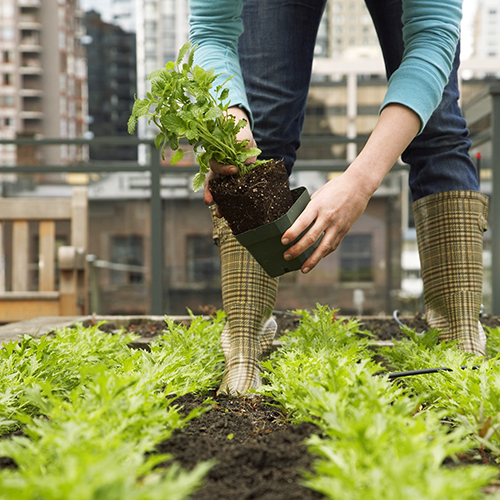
[281,103,421,273]
[203,106,257,216]
[281,169,372,273]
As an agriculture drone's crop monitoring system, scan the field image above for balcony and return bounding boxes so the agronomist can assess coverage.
[21,118,43,134]
[17,18,42,30]
[19,31,42,51]
[17,0,41,6]
[22,96,43,113]
[18,40,42,51]
[20,75,43,93]
[19,65,43,75]
[18,88,43,97]
[19,52,42,73]
[20,111,44,120]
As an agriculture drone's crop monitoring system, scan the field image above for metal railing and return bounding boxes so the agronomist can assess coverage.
[463,82,500,315]
[2,122,498,315]
[0,135,372,315]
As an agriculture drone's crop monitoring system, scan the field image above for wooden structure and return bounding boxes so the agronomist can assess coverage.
[0,187,88,323]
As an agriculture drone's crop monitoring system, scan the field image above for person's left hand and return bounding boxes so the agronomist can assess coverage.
[280,169,372,274]
[280,102,422,274]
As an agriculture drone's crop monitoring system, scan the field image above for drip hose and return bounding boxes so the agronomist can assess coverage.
[380,309,483,379]
[386,365,481,380]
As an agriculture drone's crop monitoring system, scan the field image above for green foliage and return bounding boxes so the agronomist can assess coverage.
[373,323,500,455]
[128,43,263,191]
[3,307,500,499]
[0,318,225,500]
[486,327,500,359]
[257,306,499,499]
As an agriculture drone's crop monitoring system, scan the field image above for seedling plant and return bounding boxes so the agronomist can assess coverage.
[257,307,500,499]
[128,43,263,192]
[0,314,226,500]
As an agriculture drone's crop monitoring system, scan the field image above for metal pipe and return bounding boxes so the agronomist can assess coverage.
[149,145,164,316]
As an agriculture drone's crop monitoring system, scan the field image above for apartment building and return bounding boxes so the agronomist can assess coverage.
[472,0,500,77]
[326,0,379,58]
[0,0,88,167]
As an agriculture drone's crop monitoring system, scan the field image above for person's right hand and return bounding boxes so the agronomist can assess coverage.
[203,106,257,216]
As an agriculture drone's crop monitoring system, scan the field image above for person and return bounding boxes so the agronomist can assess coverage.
[189,0,489,395]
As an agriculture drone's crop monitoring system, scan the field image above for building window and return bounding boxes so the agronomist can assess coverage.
[3,73,13,85]
[340,233,373,282]
[1,27,14,41]
[186,235,220,284]
[110,235,144,285]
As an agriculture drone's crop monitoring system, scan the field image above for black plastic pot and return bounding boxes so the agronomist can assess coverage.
[235,186,321,278]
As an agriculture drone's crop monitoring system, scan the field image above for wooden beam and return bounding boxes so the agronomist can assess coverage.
[12,221,29,292]
[71,187,88,249]
[39,221,55,292]
[0,198,71,221]
[0,294,60,323]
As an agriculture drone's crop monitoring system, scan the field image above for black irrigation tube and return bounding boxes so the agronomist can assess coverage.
[379,310,482,380]
[386,365,481,380]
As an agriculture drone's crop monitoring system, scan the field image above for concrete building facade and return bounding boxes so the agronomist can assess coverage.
[0,0,88,167]
[473,0,500,77]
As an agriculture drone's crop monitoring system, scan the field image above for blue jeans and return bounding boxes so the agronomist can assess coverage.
[238,0,479,202]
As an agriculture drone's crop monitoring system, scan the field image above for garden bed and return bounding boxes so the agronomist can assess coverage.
[156,394,324,500]
[1,309,500,499]
[87,311,500,346]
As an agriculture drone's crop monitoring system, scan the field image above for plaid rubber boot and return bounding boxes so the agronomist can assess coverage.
[413,191,489,355]
[220,316,278,361]
[211,207,279,395]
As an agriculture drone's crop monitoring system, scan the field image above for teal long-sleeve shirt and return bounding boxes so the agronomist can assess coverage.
[188,0,463,133]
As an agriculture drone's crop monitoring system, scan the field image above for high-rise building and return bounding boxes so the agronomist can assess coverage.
[325,0,379,59]
[472,0,500,77]
[134,0,189,146]
[84,10,137,161]
[0,0,88,167]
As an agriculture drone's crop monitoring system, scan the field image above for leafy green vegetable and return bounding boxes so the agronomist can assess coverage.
[3,306,500,499]
[128,42,263,191]
[257,306,499,499]
[0,317,225,499]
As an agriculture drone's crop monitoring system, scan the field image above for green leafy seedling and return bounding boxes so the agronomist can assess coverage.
[128,42,263,191]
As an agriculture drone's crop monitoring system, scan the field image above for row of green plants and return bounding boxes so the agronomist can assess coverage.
[1,307,500,499]
[259,306,500,499]
[0,315,226,499]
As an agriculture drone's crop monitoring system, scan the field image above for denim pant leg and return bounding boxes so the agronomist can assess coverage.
[365,0,479,202]
[239,0,327,176]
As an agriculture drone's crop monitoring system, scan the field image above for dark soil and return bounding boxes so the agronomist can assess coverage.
[93,311,500,344]
[209,159,294,235]
[359,312,500,341]
[156,394,325,500]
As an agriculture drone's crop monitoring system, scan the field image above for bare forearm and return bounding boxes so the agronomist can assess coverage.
[281,103,421,273]
[343,103,421,198]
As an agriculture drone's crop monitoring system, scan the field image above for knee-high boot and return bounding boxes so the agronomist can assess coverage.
[413,190,489,355]
[211,208,279,395]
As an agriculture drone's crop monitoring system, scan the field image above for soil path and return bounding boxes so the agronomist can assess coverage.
[157,394,324,500]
